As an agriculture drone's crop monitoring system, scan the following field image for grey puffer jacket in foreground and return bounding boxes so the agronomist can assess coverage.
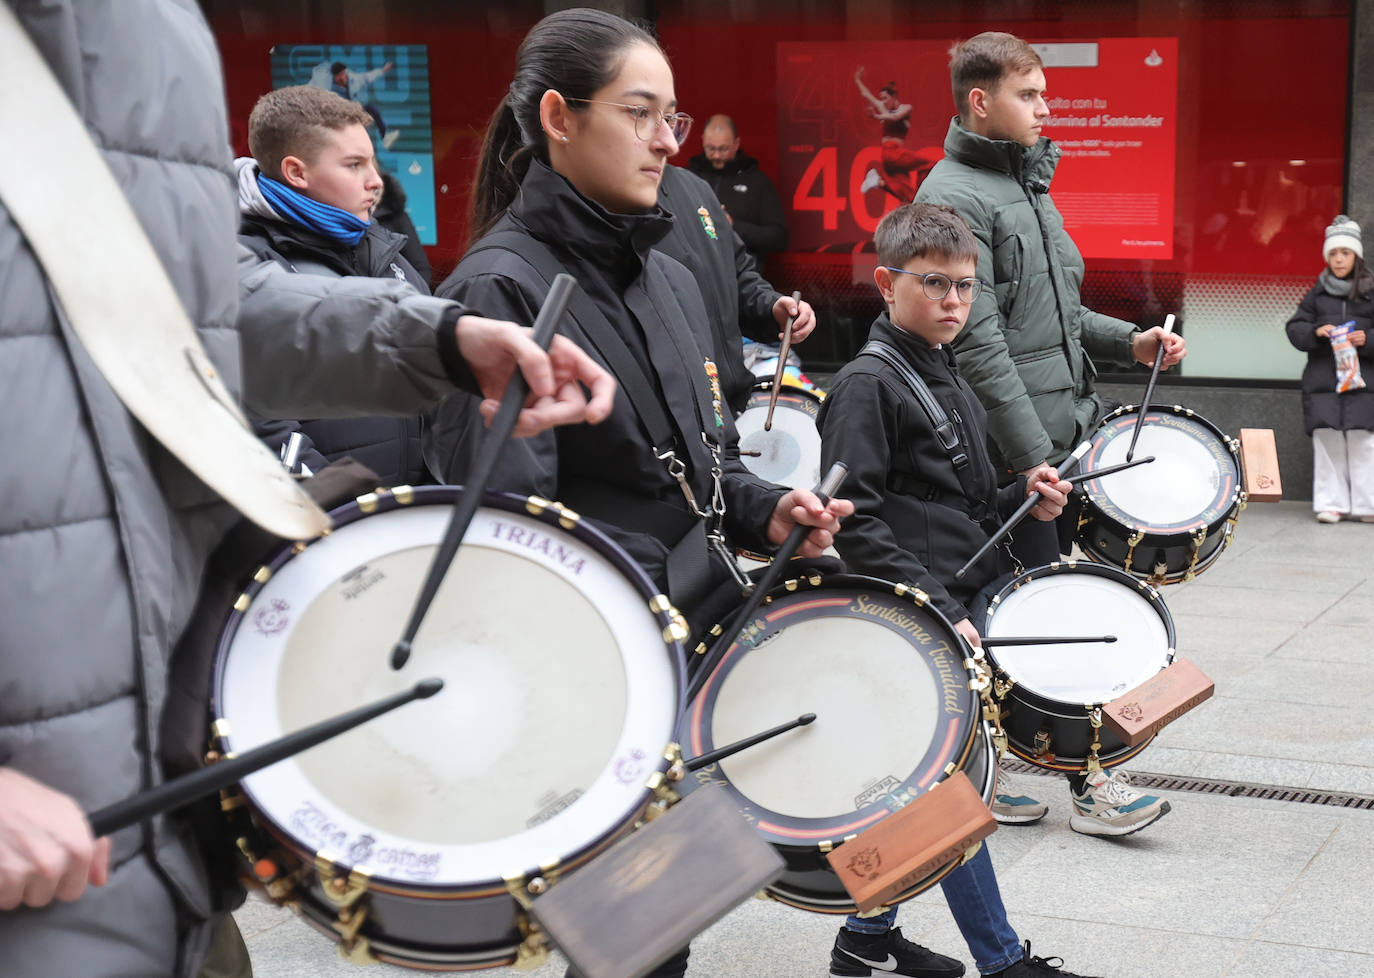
[915,119,1139,471]
[0,3,475,975]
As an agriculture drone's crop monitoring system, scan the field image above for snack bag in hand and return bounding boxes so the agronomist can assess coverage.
[1331,320,1366,393]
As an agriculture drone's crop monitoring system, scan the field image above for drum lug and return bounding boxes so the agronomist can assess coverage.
[316,855,370,910]
[1085,708,1105,776]
[1181,526,1208,583]
[1123,529,1145,574]
[1032,727,1054,761]
[331,903,376,964]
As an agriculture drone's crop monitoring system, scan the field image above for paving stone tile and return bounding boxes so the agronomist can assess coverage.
[1162,581,1341,623]
[1223,941,1374,978]
[1256,817,1374,956]
[1160,695,1374,765]
[1225,655,1374,708]
[1272,621,1374,664]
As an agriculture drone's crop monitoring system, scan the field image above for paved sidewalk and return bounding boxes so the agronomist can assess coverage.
[238,501,1374,977]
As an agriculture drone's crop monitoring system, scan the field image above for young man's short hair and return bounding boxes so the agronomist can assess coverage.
[874,202,978,269]
[949,31,1044,119]
[248,86,374,182]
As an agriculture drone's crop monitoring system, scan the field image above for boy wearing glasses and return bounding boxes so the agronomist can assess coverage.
[815,204,1097,978]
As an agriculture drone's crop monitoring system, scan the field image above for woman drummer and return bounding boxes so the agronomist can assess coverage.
[426,10,847,631]
[424,15,850,970]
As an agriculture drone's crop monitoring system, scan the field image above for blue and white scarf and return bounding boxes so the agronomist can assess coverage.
[256,173,369,245]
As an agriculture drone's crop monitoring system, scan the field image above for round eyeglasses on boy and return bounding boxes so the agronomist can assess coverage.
[882,268,984,304]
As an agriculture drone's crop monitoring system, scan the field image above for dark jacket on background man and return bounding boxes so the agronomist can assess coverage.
[818,316,1027,625]
[1285,269,1374,434]
[426,160,784,616]
[2,5,481,975]
[375,171,434,288]
[236,158,432,487]
[658,165,781,412]
[687,150,789,260]
[915,119,1139,472]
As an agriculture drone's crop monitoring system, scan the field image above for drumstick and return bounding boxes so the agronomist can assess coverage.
[391,274,577,670]
[1125,313,1176,463]
[763,291,802,431]
[1066,455,1155,486]
[684,713,816,772]
[685,461,848,705]
[88,679,444,837]
[981,635,1117,647]
[954,441,1090,581]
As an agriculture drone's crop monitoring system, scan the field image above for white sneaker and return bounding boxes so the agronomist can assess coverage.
[1068,770,1170,837]
[1316,511,1343,523]
[860,168,882,194]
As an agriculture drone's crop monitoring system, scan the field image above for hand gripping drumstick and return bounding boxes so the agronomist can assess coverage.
[87,679,444,837]
[685,461,849,705]
[684,713,816,772]
[954,442,1090,582]
[1125,313,1176,463]
[764,291,802,431]
[391,274,577,670]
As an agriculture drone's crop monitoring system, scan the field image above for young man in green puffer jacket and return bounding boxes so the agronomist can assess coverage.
[915,30,1184,839]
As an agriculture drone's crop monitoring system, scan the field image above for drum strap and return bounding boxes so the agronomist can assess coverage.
[458,233,721,611]
[859,340,985,516]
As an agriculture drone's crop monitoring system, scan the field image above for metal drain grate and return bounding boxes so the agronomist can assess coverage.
[998,758,1374,811]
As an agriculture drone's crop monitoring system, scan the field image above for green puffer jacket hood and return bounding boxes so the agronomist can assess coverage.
[915,118,1138,471]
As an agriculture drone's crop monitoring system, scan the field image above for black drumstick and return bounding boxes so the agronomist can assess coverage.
[88,679,444,837]
[1125,313,1176,463]
[684,713,816,772]
[392,274,577,670]
[1066,455,1155,486]
[981,635,1117,648]
[954,442,1090,581]
[685,461,849,705]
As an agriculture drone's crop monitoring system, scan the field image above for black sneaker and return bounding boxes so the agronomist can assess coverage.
[983,941,1101,977]
[830,926,966,978]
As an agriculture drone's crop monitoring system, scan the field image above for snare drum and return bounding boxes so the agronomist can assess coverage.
[211,486,685,969]
[1076,404,1245,584]
[983,562,1175,772]
[681,574,994,914]
[734,382,824,490]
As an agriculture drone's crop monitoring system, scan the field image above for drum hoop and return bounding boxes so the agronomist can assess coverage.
[984,561,1176,706]
[744,382,825,412]
[685,573,981,846]
[1082,404,1241,536]
[210,485,686,890]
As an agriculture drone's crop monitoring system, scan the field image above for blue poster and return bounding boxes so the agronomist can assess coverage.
[269,44,437,245]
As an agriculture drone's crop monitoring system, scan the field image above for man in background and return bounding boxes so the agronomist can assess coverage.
[688,114,789,264]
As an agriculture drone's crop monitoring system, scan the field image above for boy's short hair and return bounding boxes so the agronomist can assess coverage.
[949,32,1044,119]
[248,86,374,181]
[874,203,978,269]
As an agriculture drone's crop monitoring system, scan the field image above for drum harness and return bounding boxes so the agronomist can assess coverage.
[857,339,1015,759]
[461,231,750,614]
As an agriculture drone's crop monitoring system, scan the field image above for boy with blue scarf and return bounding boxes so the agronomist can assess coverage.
[237,85,432,485]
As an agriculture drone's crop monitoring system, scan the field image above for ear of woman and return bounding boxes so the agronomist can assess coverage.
[539,89,574,146]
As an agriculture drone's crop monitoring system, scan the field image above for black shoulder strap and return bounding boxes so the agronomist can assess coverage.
[859,339,979,503]
[462,231,677,452]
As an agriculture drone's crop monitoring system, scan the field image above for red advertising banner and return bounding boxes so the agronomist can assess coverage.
[776,38,1177,259]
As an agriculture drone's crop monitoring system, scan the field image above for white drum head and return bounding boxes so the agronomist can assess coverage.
[710,616,939,819]
[735,389,822,489]
[986,571,1171,702]
[1084,412,1237,530]
[217,500,677,887]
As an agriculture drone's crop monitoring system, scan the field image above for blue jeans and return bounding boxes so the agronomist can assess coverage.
[843,843,1022,974]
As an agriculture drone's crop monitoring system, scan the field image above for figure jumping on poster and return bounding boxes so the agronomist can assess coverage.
[854,66,941,203]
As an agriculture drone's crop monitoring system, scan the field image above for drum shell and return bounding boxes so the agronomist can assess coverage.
[211,485,685,969]
[681,574,995,915]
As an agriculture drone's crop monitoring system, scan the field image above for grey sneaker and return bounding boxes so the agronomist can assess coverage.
[1069,770,1170,837]
[991,792,1048,825]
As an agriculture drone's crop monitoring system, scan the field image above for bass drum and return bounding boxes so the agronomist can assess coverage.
[212,486,685,970]
[1076,404,1245,584]
[734,382,824,490]
[983,562,1175,772]
[680,573,994,914]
